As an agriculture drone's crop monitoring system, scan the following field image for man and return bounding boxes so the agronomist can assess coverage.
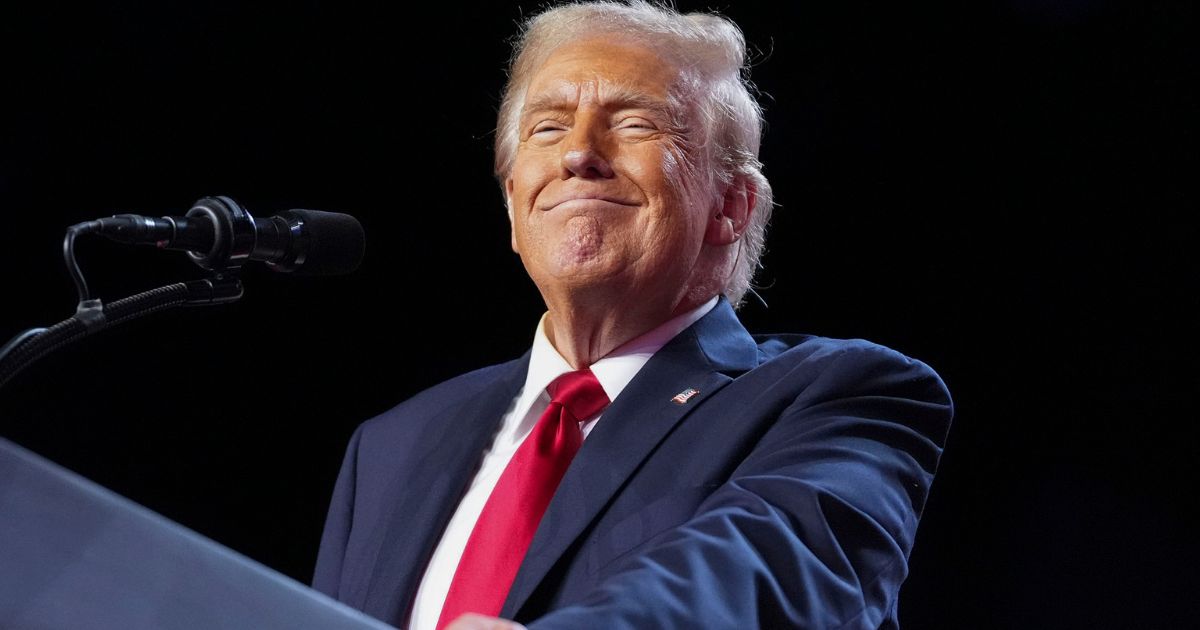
[313,2,952,629]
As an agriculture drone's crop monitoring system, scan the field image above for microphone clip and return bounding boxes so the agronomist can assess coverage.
[184,196,258,274]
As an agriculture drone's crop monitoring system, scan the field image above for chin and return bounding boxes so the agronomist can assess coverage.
[548,237,612,273]
[533,252,625,293]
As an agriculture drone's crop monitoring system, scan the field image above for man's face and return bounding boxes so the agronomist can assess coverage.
[505,38,717,310]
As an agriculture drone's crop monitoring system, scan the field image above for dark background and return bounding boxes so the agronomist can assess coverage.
[2,1,1195,627]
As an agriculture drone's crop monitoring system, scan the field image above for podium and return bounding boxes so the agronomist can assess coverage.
[0,437,394,629]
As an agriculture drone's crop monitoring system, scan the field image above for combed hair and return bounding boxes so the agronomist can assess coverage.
[495,0,774,307]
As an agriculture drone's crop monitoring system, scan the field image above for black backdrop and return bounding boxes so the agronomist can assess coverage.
[2,1,1196,628]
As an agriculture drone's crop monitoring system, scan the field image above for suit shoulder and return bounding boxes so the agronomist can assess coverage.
[752,334,952,410]
[358,356,526,437]
[754,333,908,363]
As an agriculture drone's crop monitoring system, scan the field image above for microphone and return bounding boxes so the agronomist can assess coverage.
[88,196,365,276]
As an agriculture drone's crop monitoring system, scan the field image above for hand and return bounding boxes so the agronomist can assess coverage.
[444,613,528,630]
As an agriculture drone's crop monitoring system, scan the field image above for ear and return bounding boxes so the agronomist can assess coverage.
[505,178,519,254]
[704,175,757,246]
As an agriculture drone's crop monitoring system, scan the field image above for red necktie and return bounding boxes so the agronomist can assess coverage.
[436,369,610,629]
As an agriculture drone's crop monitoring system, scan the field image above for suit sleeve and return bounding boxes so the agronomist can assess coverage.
[528,344,954,629]
[312,423,364,598]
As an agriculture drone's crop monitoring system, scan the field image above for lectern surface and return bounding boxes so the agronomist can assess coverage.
[0,437,395,630]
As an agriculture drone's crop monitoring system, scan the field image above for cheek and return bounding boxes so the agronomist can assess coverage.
[644,142,708,210]
[510,151,554,206]
[510,172,538,210]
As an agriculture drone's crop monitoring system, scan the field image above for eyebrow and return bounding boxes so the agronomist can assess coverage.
[521,85,677,123]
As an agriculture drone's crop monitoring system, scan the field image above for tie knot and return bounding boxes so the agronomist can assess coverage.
[546,368,610,423]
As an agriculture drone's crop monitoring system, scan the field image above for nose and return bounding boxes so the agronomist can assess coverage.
[560,121,614,179]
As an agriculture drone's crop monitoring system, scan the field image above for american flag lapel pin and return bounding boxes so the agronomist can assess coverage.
[671,388,700,404]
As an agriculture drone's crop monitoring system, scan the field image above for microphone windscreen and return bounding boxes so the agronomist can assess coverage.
[284,209,365,276]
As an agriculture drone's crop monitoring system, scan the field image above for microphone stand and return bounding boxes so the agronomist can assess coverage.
[0,221,244,390]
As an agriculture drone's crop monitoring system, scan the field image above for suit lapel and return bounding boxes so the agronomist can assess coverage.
[352,354,529,623]
[501,300,760,618]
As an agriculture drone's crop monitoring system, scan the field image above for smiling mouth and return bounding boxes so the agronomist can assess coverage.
[544,197,639,211]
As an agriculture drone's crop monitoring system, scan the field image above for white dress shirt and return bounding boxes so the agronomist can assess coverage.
[406,297,718,630]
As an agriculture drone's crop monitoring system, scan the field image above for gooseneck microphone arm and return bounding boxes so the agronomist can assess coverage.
[0,220,244,389]
[0,196,363,390]
[0,278,244,389]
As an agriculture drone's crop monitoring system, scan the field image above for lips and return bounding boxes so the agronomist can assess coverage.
[542,193,639,211]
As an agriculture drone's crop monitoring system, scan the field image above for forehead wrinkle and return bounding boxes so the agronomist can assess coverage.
[521,80,584,118]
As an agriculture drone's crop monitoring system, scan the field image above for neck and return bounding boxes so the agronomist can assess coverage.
[536,244,734,368]
[542,291,712,368]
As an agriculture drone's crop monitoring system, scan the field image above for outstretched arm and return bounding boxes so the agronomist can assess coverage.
[525,344,953,629]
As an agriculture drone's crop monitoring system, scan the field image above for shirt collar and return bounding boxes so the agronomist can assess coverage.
[523,296,719,405]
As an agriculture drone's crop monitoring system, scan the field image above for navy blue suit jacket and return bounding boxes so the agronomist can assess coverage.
[313,300,953,628]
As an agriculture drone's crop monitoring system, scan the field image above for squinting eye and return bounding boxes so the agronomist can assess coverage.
[618,118,656,131]
[532,122,566,135]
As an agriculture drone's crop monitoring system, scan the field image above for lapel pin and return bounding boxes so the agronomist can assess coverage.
[671,388,700,404]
